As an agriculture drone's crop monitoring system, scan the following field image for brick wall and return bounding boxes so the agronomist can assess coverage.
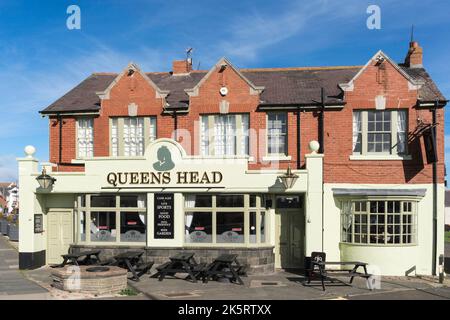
[323,59,445,184]
[48,59,444,185]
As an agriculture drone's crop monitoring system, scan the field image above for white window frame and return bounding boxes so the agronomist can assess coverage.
[76,118,94,158]
[199,114,249,156]
[351,109,410,160]
[184,194,268,247]
[266,112,288,157]
[75,194,147,245]
[109,116,157,156]
[340,199,417,246]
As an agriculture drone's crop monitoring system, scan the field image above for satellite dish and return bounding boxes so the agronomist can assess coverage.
[220,87,228,96]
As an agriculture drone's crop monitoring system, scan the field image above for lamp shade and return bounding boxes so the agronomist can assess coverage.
[278,165,299,189]
[36,169,56,189]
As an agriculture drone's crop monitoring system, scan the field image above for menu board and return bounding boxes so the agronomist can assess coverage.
[154,193,174,239]
[34,214,43,233]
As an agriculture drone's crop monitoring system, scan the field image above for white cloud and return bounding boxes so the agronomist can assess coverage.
[216,0,362,62]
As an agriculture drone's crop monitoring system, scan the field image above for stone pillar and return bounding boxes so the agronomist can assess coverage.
[304,141,324,256]
[17,146,46,269]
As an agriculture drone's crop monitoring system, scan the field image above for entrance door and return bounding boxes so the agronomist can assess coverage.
[275,209,304,269]
[47,209,74,264]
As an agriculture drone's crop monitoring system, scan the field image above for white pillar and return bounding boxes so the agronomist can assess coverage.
[17,146,46,269]
[304,141,324,256]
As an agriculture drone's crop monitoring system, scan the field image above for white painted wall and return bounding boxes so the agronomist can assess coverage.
[323,183,445,276]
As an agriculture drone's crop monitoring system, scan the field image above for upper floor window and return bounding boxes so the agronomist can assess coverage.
[267,112,287,156]
[110,117,156,156]
[353,110,407,155]
[200,114,249,156]
[77,118,94,158]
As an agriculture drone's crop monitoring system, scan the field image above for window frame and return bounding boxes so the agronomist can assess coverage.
[352,109,408,157]
[76,117,94,158]
[340,198,418,246]
[109,116,157,157]
[266,112,288,157]
[199,113,250,156]
[184,194,268,247]
[75,194,147,245]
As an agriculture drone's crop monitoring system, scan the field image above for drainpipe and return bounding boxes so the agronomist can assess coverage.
[296,107,301,169]
[320,89,325,251]
[173,110,178,141]
[431,103,438,276]
[58,114,63,164]
[319,88,325,154]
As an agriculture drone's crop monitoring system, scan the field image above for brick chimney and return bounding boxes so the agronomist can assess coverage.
[172,59,192,75]
[404,41,423,68]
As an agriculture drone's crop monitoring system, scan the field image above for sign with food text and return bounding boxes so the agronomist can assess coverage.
[154,193,174,239]
[34,214,43,233]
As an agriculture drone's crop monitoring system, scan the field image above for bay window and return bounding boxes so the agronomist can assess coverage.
[341,199,417,245]
[200,114,249,156]
[110,117,156,156]
[77,118,94,158]
[352,110,408,155]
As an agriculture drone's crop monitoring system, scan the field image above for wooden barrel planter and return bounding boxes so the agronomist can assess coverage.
[8,224,18,241]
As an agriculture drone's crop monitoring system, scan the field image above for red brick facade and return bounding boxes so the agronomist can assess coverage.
[48,55,445,184]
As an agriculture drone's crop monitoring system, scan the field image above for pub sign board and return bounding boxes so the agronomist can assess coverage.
[154,193,174,239]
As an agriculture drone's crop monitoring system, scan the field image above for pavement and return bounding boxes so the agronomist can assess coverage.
[0,235,50,300]
[2,233,450,300]
[127,269,450,300]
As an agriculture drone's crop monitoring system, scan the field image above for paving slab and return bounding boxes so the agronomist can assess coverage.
[127,270,450,300]
[0,235,49,299]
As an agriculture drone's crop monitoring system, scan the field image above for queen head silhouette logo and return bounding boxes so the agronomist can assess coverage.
[152,146,175,171]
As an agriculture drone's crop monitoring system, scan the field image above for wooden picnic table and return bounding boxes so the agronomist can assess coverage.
[55,250,101,267]
[202,254,244,285]
[151,252,205,283]
[109,250,153,281]
[307,260,371,291]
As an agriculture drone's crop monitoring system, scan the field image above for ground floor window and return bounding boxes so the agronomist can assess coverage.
[184,194,267,245]
[76,194,147,243]
[341,199,417,245]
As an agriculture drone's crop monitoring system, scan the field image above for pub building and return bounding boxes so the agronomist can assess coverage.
[18,40,447,276]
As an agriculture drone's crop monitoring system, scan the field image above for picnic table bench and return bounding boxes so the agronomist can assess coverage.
[307,260,372,291]
[106,250,154,281]
[202,254,245,285]
[52,250,101,268]
[151,252,205,283]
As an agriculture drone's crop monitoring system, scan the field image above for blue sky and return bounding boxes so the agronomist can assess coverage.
[0,0,449,182]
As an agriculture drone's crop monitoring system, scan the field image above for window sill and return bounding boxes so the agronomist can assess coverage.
[349,154,412,161]
[262,155,292,162]
[340,242,417,247]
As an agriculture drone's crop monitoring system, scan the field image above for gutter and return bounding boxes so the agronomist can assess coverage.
[257,102,345,111]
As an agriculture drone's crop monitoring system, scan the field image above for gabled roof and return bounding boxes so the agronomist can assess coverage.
[96,62,169,101]
[39,54,446,114]
[184,57,265,98]
[339,51,424,92]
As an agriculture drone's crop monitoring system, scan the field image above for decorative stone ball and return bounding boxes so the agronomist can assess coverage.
[24,145,36,157]
[309,140,320,153]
